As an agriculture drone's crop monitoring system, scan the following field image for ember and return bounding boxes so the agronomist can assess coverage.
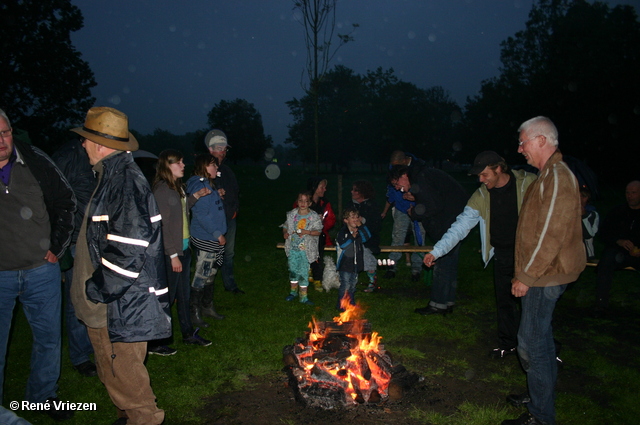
[283,296,416,409]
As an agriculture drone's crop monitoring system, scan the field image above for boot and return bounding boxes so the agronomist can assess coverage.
[190,288,210,328]
[201,284,225,320]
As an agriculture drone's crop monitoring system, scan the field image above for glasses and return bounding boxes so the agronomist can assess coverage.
[0,128,13,139]
[518,134,540,146]
[212,146,229,152]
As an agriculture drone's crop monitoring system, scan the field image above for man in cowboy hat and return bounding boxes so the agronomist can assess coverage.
[70,106,171,425]
[0,108,76,421]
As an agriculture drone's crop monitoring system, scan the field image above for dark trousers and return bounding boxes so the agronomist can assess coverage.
[493,247,520,349]
[310,233,326,281]
[165,249,193,336]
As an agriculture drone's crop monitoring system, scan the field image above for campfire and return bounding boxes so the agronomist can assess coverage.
[283,296,418,409]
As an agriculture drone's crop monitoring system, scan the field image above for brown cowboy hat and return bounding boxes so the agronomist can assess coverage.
[71,107,139,151]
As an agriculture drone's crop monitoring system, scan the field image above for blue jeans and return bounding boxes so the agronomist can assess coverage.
[337,271,358,310]
[388,208,411,270]
[221,217,239,291]
[0,262,61,403]
[63,245,93,366]
[428,242,460,309]
[518,284,567,425]
[0,406,31,425]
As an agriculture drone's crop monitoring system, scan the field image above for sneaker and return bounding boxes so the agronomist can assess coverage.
[73,360,97,377]
[285,294,296,301]
[300,299,314,305]
[501,412,545,425]
[43,397,74,421]
[183,328,212,346]
[490,347,516,358]
[148,345,177,356]
[506,391,531,408]
[363,283,376,293]
[383,270,396,279]
[414,305,448,315]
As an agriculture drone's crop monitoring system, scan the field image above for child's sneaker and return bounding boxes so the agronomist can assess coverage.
[285,294,296,301]
[364,283,376,293]
[300,299,314,305]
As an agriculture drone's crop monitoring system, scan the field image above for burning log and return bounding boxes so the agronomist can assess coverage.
[283,296,417,409]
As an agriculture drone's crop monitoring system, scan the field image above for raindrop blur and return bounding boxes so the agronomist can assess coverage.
[567,81,578,92]
[452,141,462,152]
[20,206,33,220]
[407,31,416,39]
[39,238,50,251]
[169,25,176,32]
[414,203,426,215]
[244,255,252,262]
[265,163,281,180]
[428,33,437,42]
[108,95,121,105]
[464,369,476,380]
[264,148,275,161]
[128,65,136,73]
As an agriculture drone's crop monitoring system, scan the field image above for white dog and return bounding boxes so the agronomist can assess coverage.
[321,255,341,292]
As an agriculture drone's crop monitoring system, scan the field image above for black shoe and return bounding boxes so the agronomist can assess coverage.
[112,418,128,425]
[414,305,448,315]
[73,360,97,377]
[183,328,212,346]
[383,270,396,279]
[227,287,245,294]
[490,347,517,359]
[502,412,545,425]
[148,345,177,356]
[506,391,531,408]
[411,272,421,282]
[43,397,74,421]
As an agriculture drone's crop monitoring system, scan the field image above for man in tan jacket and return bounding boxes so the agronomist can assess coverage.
[503,116,585,425]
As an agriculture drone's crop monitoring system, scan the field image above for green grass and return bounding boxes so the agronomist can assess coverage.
[4,164,640,424]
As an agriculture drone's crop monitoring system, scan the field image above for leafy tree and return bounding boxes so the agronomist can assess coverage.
[464,0,640,183]
[0,0,96,152]
[206,99,272,163]
[292,0,357,173]
[287,66,461,169]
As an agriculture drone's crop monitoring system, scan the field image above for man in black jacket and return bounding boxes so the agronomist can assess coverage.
[389,164,468,315]
[596,180,640,310]
[70,107,170,425]
[206,130,244,294]
[0,108,76,421]
[52,140,98,377]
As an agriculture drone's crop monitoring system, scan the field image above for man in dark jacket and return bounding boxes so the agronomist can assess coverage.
[0,108,76,421]
[52,140,98,377]
[205,130,244,294]
[596,180,640,310]
[70,107,170,425]
[389,164,468,315]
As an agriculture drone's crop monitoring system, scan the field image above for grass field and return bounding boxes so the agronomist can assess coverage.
[4,164,639,424]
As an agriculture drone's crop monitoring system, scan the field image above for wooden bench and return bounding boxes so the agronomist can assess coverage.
[586,260,636,271]
[276,243,432,253]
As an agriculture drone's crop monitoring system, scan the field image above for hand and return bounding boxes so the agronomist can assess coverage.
[218,234,226,246]
[218,188,226,199]
[403,192,415,202]
[171,256,182,273]
[617,239,635,251]
[381,211,387,219]
[423,253,436,267]
[44,250,58,263]
[511,279,529,298]
[283,231,290,240]
[630,246,640,257]
[194,187,211,199]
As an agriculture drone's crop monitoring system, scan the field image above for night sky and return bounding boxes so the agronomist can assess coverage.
[69,0,636,144]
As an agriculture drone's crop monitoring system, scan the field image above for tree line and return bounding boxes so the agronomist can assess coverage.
[2,0,638,184]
